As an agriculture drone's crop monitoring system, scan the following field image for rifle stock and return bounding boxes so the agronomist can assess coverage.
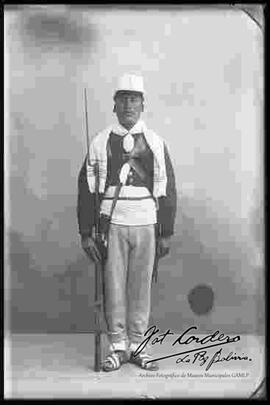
[84,88,103,372]
[94,162,103,372]
[94,262,102,372]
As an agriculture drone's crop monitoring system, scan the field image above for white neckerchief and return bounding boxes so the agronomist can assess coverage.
[111,119,146,136]
[87,119,167,197]
[111,120,147,153]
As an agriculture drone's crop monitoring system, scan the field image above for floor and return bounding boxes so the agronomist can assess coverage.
[4,333,265,399]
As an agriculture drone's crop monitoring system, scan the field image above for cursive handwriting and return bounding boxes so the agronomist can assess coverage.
[132,325,241,359]
[133,325,173,357]
[172,326,240,346]
[176,348,252,371]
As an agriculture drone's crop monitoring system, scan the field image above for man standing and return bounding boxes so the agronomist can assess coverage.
[77,73,177,371]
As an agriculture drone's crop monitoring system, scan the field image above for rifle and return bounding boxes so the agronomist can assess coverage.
[84,88,102,372]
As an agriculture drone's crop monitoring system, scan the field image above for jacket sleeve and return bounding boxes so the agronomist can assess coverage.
[157,143,177,237]
[77,157,96,237]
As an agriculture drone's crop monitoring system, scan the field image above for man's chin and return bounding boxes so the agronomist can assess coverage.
[120,118,137,127]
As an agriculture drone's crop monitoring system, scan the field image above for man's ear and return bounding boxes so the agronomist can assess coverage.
[113,104,116,113]
[141,103,144,112]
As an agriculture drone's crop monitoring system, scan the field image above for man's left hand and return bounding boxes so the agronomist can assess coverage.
[157,237,171,258]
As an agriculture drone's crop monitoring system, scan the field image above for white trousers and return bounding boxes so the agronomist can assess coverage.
[103,223,156,352]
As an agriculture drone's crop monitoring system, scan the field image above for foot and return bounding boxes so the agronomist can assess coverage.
[129,351,159,371]
[102,350,129,372]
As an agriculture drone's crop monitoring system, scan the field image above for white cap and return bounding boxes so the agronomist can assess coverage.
[114,73,145,96]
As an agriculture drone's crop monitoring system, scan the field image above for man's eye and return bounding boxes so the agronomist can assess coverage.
[118,96,140,104]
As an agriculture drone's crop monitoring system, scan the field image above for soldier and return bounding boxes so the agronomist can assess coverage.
[77,73,177,372]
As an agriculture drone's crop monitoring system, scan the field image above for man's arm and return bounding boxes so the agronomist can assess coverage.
[157,143,177,238]
[77,157,95,237]
[77,157,102,262]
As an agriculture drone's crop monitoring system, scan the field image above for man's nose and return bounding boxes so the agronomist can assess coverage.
[124,98,132,109]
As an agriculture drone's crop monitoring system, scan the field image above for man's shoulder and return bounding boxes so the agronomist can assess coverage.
[144,126,166,146]
[91,126,112,144]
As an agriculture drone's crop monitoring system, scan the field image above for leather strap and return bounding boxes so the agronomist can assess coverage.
[108,182,122,219]
[128,158,159,211]
[103,195,152,201]
[105,138,158,216]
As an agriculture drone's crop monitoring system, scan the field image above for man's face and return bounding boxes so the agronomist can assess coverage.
[114,91,144,129]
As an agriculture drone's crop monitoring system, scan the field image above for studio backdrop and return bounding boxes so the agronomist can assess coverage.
[4,5,264,335]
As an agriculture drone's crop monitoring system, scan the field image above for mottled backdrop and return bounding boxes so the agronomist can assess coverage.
[4,5,264,334]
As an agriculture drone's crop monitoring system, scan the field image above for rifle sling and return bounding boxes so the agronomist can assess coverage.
[100,150,160,225]
[108,182,122,220]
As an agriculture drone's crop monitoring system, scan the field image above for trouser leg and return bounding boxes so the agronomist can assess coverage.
[103,224,129,351]
[127,225,156,352]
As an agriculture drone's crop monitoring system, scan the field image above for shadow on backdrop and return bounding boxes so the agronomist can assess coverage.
[6,194,264,336]
[150,194,264,335]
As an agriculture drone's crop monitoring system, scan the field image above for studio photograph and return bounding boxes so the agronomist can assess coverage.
[4,4,265,399]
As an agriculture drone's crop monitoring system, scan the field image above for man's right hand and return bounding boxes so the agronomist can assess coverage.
[81,235,102,263]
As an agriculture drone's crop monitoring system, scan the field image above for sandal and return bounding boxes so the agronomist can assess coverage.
[102,350,128,372]
[129,351,159,371]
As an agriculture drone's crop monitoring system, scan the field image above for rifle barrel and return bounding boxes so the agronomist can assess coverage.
[84,88,90,165]
[84,88,102,372]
